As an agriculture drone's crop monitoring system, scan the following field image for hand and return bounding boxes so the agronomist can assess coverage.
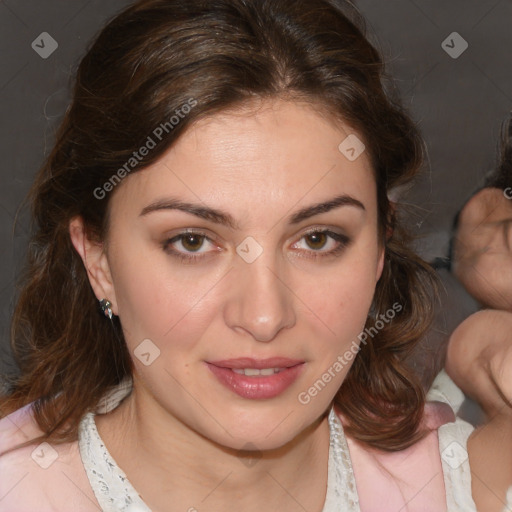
[446,309,512,418]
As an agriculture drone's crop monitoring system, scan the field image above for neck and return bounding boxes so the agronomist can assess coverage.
[95,378,332,512]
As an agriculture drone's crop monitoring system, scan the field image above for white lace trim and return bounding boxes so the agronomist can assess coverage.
[438,418,477,511]
[78,378,149,512]
[78,377,478,511]
[78,412,150,512]
[323,406,360,511]
[426,369,466,414]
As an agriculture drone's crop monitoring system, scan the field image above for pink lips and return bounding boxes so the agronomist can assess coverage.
[206,357,305,399]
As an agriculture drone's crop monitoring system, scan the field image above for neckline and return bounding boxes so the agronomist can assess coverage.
[77,379,360,511]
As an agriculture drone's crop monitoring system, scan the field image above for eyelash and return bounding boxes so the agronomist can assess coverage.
[161,228,351,263]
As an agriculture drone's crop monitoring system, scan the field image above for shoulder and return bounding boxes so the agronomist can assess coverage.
[0,402,44,454]
[0,403,100,512]
[335,402,460,511]
[423,400,456,428]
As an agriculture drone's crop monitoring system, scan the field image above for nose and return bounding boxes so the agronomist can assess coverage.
[224,252,296,343]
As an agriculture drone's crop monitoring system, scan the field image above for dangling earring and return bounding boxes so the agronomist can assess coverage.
[99,299,113,320]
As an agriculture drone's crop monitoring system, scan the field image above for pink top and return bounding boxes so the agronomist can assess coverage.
[0,375,476,511]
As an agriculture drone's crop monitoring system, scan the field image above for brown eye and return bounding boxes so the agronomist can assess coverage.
[292,229,351,260]
[304,232,328,250]
[162,231,217,262]
[180,234,206,252]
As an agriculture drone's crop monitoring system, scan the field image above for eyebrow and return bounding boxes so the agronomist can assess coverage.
[139,194,365,229]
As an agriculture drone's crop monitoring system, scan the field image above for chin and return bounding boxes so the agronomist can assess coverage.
[211,426,299,453]
[204,404,325,452]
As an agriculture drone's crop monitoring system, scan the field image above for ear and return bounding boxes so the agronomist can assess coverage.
[69,216,118,315]
[376,243,385,282]
[375,200,395,282]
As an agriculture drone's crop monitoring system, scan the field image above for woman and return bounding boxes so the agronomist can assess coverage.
[0,0,479,510]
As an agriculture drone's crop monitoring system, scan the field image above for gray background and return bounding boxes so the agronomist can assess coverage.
[1,0,511,377]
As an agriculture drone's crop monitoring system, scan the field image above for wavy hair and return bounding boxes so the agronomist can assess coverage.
[1,0,437,455]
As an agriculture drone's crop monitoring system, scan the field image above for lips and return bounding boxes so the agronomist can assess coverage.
[208,357,303,369]
[206,357,305,399]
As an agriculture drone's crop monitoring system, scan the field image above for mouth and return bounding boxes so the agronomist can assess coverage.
[205,357,305,399]
[231,367,286,376]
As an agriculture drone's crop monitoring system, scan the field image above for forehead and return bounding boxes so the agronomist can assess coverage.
[109,99,377,221]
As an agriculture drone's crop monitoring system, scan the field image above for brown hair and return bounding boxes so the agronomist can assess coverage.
[485,112,512,190]
[1,0,437,455]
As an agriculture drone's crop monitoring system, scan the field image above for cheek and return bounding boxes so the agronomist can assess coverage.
[110,247,222,350]
[295,253,379,372]
[319,250,378,323]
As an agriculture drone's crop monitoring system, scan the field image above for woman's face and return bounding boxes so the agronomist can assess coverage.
[96,99,384,450]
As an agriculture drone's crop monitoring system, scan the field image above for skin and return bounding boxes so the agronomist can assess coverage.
[69,99,385,511]
[449,186,512,510]
[446,310,512,512]
[452,187,512,310]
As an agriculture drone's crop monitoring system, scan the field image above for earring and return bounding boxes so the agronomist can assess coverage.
[99,299,113,320]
